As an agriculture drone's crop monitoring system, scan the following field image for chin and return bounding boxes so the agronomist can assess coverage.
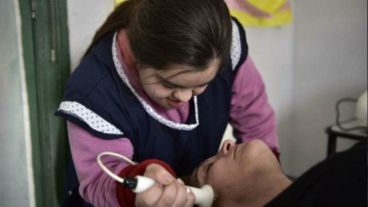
[245,139,270,155]
[246,139,267,148]
[152,99,170,109]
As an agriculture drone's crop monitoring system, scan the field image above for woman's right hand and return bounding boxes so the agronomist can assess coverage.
[135,163,195,207]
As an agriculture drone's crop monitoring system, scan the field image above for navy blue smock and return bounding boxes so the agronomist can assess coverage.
[56,18,248,206]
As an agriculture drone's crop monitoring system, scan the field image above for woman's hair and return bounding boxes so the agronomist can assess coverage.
[85,0,232,70]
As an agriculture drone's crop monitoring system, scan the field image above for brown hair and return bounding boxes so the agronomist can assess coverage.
[85,0,232,70]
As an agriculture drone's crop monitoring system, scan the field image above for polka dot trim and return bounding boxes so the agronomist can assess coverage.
[58,101,124,135]
[111,33,199,131]
[231,20,242,70]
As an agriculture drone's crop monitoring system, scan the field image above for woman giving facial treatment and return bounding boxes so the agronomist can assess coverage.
[56,0,278,206]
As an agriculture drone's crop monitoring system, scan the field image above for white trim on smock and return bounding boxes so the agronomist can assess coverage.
[230,20,242,70]
[58,101,124,135]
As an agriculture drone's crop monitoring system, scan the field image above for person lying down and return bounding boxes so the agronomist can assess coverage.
[189,139,366,207]
[116,139,366,207]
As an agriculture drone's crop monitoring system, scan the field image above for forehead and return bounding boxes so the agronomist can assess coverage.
[155,60,220,86]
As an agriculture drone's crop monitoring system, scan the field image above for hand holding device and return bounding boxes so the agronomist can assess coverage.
[97,152,215,207]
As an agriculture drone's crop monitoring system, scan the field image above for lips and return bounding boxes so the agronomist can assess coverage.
[167,98,183,108]
[168,98,181,103]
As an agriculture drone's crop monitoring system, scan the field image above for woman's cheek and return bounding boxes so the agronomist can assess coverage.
[145,85,168,98]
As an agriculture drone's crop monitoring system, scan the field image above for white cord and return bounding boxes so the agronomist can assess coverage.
[97,151,215,206]
[96,151,136,183]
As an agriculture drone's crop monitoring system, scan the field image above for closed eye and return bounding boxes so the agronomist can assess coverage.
[158,75,213,90]
[161,81,177,89]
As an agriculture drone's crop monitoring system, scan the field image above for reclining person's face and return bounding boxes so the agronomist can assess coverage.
[192,139,283,206]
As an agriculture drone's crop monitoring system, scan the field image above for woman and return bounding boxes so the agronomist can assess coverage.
[56,0,278,206]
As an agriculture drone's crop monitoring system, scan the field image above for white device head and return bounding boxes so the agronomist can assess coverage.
[188,185,215,207]
[134,176,215,207]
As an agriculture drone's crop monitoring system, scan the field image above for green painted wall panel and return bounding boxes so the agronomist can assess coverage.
[20,0,71,206]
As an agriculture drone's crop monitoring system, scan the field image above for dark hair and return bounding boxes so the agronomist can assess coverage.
[85,0,232,70]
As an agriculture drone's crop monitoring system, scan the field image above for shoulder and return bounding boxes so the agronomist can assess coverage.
[65,35,118,101]
[57,35,135,139]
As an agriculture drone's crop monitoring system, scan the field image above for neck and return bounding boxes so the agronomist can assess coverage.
[216,173,292,207]
[250,173,291,206]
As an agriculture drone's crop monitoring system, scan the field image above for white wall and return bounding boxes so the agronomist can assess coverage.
[67,0,367,178]
[67,0,114,69]
[244,25,294,175]
[288,0,367,176]
[0,0,33,206]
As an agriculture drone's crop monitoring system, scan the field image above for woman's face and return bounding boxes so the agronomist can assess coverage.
[192,139,281,202]
[137,59,220,109]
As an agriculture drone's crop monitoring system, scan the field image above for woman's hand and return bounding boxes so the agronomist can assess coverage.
[135,163,195,207]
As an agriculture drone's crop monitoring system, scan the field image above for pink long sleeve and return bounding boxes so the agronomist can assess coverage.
[67,121,134,207]
[230,56,279,151]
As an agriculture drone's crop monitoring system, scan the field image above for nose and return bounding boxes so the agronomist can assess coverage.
[173,89,193,102]
[220,140,235,156]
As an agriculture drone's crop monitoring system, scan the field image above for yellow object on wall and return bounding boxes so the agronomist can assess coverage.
[247,0,286,13]
[115,0,126,6]
[225,0,293,27]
